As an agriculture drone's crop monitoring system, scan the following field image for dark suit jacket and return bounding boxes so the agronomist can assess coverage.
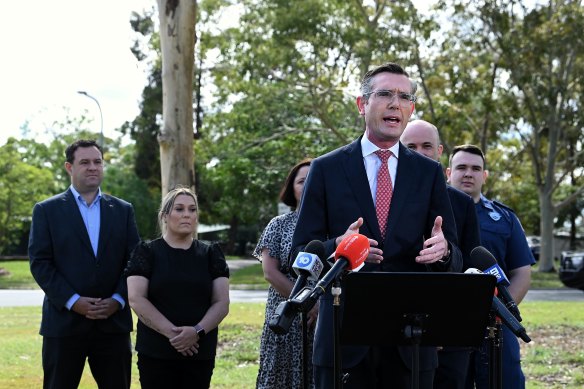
[292,138,462,371]
[447,185,481,270]
[29,189,140,337]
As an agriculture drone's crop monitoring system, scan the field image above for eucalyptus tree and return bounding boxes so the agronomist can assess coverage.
[155,0,198,195]
[198,0,429,243]
[437,0,584,271]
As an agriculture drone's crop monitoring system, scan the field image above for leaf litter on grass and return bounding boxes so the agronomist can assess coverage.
[522,325,584,387]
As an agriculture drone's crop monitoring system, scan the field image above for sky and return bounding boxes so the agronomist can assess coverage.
[0,0,435,147]
[0,0,153,146]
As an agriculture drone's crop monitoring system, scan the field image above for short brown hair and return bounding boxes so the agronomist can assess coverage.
[279,158,312,209]
[360,62,417,99]
[449,144,486,169]
[65,139,102,163]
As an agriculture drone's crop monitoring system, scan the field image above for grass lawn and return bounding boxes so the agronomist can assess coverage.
[229,263,268,288]
[2,259,583,387]
[0,261,39,289]
[0,304,265,389]
[1,302,584,388]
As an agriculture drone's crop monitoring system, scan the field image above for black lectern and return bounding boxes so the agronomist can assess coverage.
[340,272,496,388]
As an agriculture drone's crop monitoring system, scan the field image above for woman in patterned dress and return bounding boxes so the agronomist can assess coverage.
[254,158,317,389]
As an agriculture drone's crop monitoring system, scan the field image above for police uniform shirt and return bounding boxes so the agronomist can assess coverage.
[475,194,536,274]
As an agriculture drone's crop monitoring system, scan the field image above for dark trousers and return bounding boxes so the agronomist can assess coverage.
[434,348,471,389]
[42,332,131,389]
[137,353,215,389]
[315,346,435,389]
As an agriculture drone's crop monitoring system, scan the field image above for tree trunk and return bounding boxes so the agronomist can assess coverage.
[156,0,197,195]
[538,190,556,272]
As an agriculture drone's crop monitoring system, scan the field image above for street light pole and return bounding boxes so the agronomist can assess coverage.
[77,91,104,148]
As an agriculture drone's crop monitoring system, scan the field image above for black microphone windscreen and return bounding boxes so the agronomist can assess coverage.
[304,240,326,261]
[470,246,498,270]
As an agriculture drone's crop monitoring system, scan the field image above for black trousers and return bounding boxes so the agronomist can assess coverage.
[42,332,131,389]
[137,353,215,389]
[434,348,471,389]
[314,346,435,389]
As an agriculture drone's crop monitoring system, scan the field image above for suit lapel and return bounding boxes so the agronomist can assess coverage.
[97,195,114,261]
[342,137,381,241]
[62,190,95,256]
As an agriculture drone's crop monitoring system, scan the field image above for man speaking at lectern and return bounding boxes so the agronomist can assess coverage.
[292,63,462,389]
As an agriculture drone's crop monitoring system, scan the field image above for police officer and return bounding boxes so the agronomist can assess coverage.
[447,144,535,389]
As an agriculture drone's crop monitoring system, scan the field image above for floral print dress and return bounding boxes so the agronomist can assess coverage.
[253,211,315,389]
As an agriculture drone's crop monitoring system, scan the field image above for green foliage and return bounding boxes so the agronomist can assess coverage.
[0,140,54,255]
[0,128,161,254]
[101,144,161,240]
[193,0,426,247]
[433,0,584,269]
[122,0,582,259]
[119,67,162,191]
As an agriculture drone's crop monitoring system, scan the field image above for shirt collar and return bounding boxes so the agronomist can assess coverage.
[70,185,102,206]
[479,194,494,210]
[360,135,400,159]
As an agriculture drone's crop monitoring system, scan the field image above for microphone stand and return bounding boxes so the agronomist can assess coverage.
[403,314,425,389]
[332,278,344,389]
[487,313,503,389]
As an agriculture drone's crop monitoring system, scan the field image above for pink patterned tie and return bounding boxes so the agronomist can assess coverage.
[375,150,393,237]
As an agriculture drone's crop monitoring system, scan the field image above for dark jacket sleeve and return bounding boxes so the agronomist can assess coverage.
[29,201,77,309]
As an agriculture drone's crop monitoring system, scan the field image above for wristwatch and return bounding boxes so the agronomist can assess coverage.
[194,324,206,339]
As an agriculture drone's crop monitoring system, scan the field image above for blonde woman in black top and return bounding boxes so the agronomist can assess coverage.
[125,187,230,389]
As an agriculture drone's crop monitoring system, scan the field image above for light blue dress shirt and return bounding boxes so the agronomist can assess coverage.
[65,186,125,310]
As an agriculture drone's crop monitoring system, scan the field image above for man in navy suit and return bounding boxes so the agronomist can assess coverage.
[401,120,481,389]
[29,139,140,389]
[292,63,463,388]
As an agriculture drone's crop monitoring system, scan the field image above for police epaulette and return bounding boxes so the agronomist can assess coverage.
[493,200,515,213]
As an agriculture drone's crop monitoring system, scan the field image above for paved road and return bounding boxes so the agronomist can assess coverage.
[2,288,584,308]
[0,259,265,307]
[2,259,583,306]
[0,289,270,307]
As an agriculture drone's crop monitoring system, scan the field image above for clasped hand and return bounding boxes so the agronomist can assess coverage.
[72,297,119,319]
[169,326,200,357]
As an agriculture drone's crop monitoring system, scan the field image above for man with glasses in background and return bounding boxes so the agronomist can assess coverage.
[292,63,462,389]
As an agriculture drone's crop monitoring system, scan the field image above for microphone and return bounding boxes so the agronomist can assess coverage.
[491,292,531,343]
[268,240,325,335]
[308,233,369,302]
[470,246,523,322]
[463,268,531,343]
[289,240,326,299]
[269,234,369,335]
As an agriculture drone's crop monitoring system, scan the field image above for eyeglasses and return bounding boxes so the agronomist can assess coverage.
[363,89,417,104]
